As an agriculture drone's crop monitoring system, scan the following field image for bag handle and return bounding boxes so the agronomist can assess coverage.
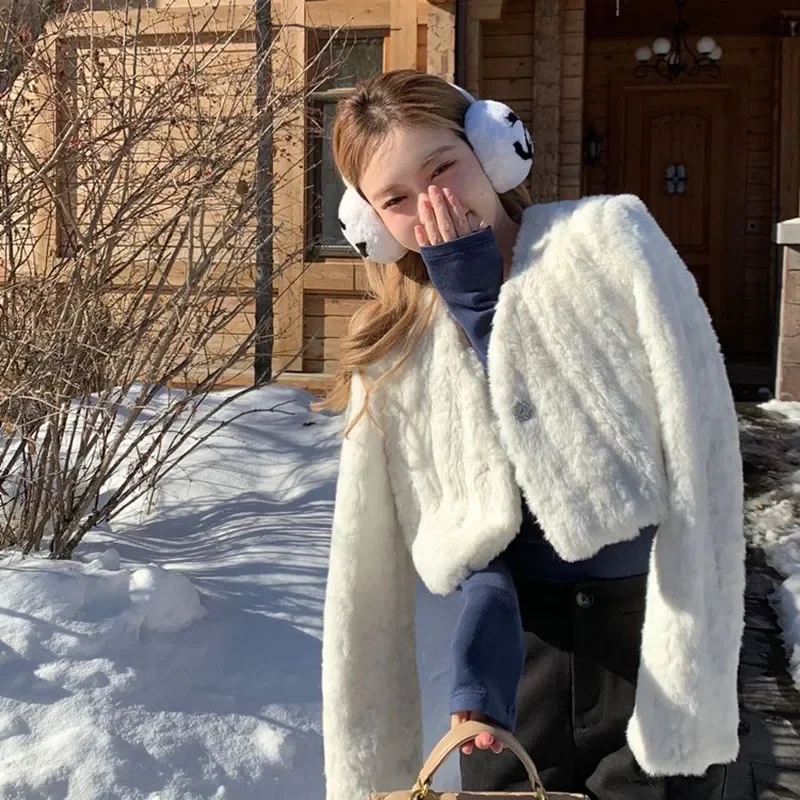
[411,720,547,799]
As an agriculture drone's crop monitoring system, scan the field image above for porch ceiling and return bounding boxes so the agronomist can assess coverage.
[586,0,800,38]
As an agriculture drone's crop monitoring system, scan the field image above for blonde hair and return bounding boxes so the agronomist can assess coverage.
[310,69,532,434]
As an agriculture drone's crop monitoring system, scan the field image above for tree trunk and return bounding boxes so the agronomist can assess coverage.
[253,0,274,385]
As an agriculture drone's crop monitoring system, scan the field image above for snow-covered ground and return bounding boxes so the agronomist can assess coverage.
[0,385,463,799]
[741,400,800,688]
[4,384,800,799]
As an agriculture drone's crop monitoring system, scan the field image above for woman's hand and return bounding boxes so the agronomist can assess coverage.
[450,710,506,755]
[415,185,486,248]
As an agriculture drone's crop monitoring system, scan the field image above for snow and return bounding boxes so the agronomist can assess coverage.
[12,385,800,798]
[0,384,463,799]
[743,400,800,689]
[762,399,800,424]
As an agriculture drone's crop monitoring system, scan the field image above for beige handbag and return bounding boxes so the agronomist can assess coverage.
[370,720,587,800]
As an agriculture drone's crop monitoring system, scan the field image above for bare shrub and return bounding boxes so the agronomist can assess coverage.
[0,0,340,557]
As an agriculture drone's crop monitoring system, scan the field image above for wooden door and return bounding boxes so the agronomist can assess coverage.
[608,80,747,357]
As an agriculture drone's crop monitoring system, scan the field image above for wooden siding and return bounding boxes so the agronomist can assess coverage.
[12,12,263,390]
[298,0,588,390]
[297,0,444,386]
[272,0,307,373]
[775,35,800,402]
[34,0,788,392]
[303,294,364,373]
[481,0,585,202]
[584,36,779,357]
[779,37,800,223]
[560,0,586,201]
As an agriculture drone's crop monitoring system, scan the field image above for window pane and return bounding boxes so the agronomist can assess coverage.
[318,37,383,91]
[320,101,347,247]
[309,35,383,251]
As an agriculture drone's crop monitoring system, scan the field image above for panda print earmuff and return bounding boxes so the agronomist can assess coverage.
[336,83,534,263]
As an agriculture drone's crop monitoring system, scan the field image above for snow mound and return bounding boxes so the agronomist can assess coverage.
[128,564,206,633]
[0,551,212,798]
[745,401,800,691]
[774,574,800,687]
[0,551,204,655]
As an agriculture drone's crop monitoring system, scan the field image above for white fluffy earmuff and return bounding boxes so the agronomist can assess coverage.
[337,83,534,263]
[337,182,408,264]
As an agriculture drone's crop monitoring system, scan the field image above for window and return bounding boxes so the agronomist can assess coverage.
[306,32,385,257]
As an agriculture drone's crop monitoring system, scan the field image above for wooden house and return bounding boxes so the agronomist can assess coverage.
[26,0,795,397]
[263,0,800,400]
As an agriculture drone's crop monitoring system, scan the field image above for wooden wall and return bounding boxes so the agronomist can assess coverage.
[584,36,779,357]
[481,0,585,202]
[15,6,263,389]
[38,1,784,389]
[775,34,800,401]
[299,0,588,390]
[300,5,428,380]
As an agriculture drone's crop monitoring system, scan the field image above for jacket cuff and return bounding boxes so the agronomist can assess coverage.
[420,227,503,296]
[449,688,517,734]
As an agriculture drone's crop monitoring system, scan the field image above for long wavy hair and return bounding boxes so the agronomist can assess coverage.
[310,69,532,434]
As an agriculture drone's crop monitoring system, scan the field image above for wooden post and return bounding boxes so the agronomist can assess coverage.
[389,0,419,71]
[779,35,800,223]
[559,0,585,200]
[426,1,456,81]
[531,0,561,203]
[29,26,60,281]
[271,0,306,373]
[464,0,504,96]
[254,0,273,384]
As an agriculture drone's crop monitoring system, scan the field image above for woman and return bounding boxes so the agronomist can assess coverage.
[316,69,744,800]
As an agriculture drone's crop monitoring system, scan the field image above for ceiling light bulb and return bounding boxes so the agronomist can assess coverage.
[696,36,716,54]
[652,37,671,56]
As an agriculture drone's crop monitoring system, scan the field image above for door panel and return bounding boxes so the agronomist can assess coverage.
[608,81,746,357]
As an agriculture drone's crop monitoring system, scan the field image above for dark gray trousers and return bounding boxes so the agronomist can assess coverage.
[459,574,729,799]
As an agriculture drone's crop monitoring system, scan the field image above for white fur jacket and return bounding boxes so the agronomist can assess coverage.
[321,193,745,800]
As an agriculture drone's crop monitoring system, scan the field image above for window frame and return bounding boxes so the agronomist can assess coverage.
[305,29,387,261]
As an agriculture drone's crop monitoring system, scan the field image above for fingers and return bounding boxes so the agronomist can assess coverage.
[483,733,505,754]
[417,187,488,251]
[450,711,469,730]
[473,731,504,753]
[451,711,473,755]
[427,185,458,242]
[418,192,444,245]
[443,188,471,237]
[450,711,506,755]
[468,210,488,232]
[414,224,431,248]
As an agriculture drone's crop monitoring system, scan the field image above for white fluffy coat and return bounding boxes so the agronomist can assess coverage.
[321,194,745,800]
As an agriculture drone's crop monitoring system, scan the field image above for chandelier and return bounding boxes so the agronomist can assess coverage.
[634,0,722,82]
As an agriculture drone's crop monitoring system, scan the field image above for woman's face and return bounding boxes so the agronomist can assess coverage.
[357,124,503,253]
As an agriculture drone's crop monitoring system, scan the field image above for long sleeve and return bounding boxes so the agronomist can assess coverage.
[448,556,526,732]
[321,371,422,800]
[602,195,745,775]
[420,226,504,368]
